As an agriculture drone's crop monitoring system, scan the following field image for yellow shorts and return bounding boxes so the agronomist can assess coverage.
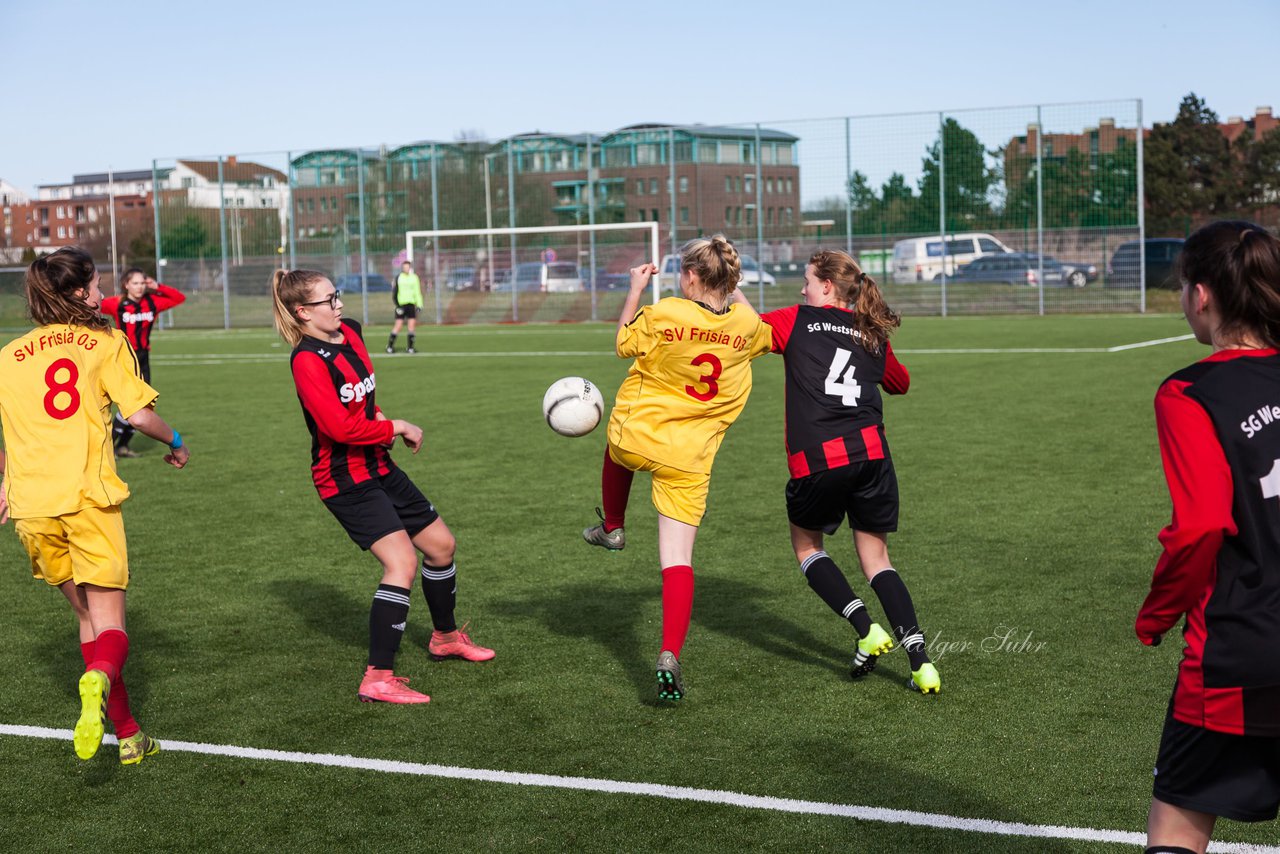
[609,444,709,527]
[16,505,129,589]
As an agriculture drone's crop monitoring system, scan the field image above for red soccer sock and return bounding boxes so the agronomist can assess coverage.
[79,639,139,739]
[660,565,695,658]
[601,447,634,532]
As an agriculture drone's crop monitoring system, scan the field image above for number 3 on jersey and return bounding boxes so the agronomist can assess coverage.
[824,348,862,406]
[43,358,81,420]
[685,353,723,401]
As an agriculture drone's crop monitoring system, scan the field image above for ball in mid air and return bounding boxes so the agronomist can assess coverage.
[542,377,605,437]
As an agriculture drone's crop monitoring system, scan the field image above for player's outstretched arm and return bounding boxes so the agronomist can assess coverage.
[730,287,758,316]
[391,419,423,454]
[617,263,657,334]
[125,406,190,469]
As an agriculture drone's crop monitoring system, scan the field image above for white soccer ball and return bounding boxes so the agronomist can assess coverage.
[542,377,605,437]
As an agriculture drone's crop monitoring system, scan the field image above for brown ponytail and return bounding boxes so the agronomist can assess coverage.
[271,268,329,346]
[809,249,899,352]
[25,247,111,332]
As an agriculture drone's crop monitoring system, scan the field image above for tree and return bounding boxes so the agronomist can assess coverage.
[918,118,994,231]
[160,214,212,259]
[1236,126,1280,230]
[1144,93,1237,235]
[125,231,157,275]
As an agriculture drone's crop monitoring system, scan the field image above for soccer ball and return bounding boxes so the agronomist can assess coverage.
[542,377,605,437]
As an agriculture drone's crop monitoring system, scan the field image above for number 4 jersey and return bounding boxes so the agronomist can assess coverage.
[1139,349,1280,737]
[761,304,910,479]
[0,325,157,519]
[608,297,773,474]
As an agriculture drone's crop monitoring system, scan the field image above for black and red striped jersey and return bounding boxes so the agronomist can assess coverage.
[761,304,909,478]
[99,284,185,352]
[289,319,396,499]
[1138,348,1280,737]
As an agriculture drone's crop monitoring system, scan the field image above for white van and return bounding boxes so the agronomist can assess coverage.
[891,233,1011,283]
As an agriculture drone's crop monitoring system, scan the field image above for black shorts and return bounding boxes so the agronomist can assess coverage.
[1152,703,1280,822]
[394,304,418,320]
[321,467,439,550]
[786,459,899,535]
[136,349,152,384]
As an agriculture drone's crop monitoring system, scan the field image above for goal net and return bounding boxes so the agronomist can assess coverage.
[402,222,661,325]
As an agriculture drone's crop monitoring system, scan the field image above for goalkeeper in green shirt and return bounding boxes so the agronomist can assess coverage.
[387,261,424,354]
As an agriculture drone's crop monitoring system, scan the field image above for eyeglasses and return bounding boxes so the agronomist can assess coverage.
[299,289,342,310]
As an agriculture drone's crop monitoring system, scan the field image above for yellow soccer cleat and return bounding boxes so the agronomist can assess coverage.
[908,662,941,694]
[73,669,110,760]
[850,623,895,679]
[118,732,161,766]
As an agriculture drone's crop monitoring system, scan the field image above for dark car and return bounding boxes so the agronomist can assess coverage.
[935,253,1065,287]
[1106,239,1184,290]
[1057,260,1099,288]
[334,273,393,293]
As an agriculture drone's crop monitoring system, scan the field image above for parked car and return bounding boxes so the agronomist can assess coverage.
[659,252,775,290]
[505,262,584,293]
[934,253,1065,287]
[1106,238,1184,290]
[334,273,393,293]
[445,266,476,290]
[1057,260,1099,288]
[892,233,1011,283]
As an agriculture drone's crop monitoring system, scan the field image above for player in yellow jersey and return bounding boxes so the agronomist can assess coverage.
[0,248,190,764]
[582,235,773,701]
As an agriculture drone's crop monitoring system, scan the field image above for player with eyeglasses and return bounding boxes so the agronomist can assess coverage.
[271,270,492,705]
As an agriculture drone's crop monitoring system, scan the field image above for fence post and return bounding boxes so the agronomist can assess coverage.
[587,135,597,322]
[938,112,947,318]
[217,156,230,330]
[287,150,297,271]
[1137,98,1146,314]
[431,143,442,326]
[508,144,517,321]
[755,124,765,308]
[1036,105,1045,316]
[356,148,369,326]
[151,159,163,314]
[845,116,853,255]
[669,127,678,258]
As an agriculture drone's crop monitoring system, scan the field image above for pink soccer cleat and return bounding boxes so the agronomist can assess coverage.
[357,667,430,704]
[428,622,495,662]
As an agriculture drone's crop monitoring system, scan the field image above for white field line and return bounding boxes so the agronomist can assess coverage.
[1,725,1274,853]
[150,335,1196,366]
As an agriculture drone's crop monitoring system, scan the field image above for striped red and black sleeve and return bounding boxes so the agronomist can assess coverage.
[1136,379,1236,645]
[760,305,799,353]
[882,341,910,394]
[291,352,395,446]
[150,284,186,311]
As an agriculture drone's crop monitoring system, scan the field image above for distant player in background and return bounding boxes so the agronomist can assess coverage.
[1137,221,1280,854]
[0,247,190,765]
[758,250,938,693]
[272,270,492,705]
[581,236,773,701]
[99,267,185,458]
[386,261,423,354]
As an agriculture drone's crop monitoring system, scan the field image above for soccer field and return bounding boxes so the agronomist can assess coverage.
[1,315,1277,853]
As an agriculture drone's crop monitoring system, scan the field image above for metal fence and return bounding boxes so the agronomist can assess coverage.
[4,99,1149,329]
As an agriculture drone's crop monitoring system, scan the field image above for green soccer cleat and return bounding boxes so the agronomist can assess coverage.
[908,662,941,694]
[118,732,161,766]
[850,623,895,679]
[583,508,625,551]
[656,650,684,702]
[73,669,110,760]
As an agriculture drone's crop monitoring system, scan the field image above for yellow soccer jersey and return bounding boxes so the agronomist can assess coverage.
[607,297,773,474]
[0,324,158,519]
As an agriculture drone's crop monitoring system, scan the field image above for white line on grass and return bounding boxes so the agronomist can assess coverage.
[149,334,1197,365]
[1,724,1273,853]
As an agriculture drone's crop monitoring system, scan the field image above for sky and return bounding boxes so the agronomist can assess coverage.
[3,0,1277,198]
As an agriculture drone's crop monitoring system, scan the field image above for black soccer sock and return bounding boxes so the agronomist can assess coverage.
[1144,848,1199,854]
[386,333,397,349]
[420,562,457,633]
[368,584,411,669]
[800,552,872,636]
[407,333,416,350]
[870,568,930,669]
[112,413,134,448]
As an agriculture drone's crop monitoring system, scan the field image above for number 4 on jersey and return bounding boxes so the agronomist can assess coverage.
[824,348,862,406]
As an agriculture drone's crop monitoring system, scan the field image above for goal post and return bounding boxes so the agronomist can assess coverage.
[404,221,662,324]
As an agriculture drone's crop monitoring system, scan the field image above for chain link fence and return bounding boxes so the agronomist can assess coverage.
[5,99,1147,329]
